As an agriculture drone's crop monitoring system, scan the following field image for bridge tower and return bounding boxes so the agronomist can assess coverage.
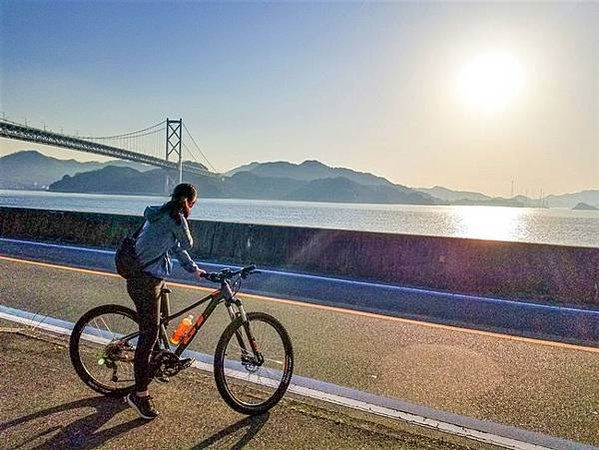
[165,118,183,189]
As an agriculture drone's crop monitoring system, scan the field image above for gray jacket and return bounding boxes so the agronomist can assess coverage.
[135,205,199,279]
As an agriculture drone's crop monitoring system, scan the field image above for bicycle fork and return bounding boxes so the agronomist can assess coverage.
[226,301,263,366]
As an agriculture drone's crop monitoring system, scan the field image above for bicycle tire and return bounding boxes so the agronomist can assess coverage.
[69,304,139,397]
[214,312,294,415]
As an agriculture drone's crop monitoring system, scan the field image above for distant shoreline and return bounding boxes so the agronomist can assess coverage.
[0,187,528,208]
[2,151,597,209]
[0,187,575,210]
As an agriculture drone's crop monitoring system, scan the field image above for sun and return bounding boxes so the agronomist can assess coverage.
[456,51,525,113]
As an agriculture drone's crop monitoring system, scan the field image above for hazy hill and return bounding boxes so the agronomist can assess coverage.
[225,160,396,188]
[51,166,157,194]
[573,202,598,211]
[0,150,151,189]
[285,177,435,204]
[50,166,224,197]
[545,190,599,208]
[450,197,524,207]
[48,161,437,205]
[15,150,595,208]
[415,186,490,202]
[416,186,531,207]
[222,171,305,200]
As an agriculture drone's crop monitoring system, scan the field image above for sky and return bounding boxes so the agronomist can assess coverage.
[1,1,597,197]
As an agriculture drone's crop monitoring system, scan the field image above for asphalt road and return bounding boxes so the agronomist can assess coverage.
[0,329,488,450]
[2,237,598,345]
[1,255,598,447]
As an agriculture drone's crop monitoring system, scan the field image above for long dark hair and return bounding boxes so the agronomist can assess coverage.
[160,183,197,223]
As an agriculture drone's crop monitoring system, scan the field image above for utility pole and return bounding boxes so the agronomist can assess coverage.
[165,118,183,187]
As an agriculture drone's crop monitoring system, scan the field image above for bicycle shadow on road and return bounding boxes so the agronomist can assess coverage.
[192,413,270,450]
[0,396,146,450]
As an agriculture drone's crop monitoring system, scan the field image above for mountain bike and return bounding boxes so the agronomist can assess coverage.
[69,265,294,415]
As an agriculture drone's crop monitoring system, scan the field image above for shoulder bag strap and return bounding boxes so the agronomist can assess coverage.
[132,221,145,239]
[132,220,165,270]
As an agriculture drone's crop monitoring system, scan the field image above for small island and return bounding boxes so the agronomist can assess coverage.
[573,202,598,211]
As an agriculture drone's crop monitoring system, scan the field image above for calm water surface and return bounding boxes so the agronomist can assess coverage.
[1,189,598,247]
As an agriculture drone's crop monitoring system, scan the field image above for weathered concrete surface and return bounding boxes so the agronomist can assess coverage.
[1,206,598,306]
[0,329,489,450]
[1,257,599,446]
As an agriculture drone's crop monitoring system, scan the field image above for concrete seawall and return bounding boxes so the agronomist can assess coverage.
[1,206,598,307]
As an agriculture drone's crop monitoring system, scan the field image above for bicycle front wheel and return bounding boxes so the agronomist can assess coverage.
[214,312,294,415]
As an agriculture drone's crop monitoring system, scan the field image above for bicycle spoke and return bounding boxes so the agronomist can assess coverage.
[217,314,291,412]
[92,318,101,336]
[262,356,284,365]
[228,342,246,353]
[99,316,114,339]
[77,310,139,394]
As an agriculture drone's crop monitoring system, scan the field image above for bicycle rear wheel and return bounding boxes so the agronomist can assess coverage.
[69,304,139,397]
[214,312,294,415]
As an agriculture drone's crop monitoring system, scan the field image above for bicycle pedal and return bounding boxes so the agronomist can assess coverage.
[178,357,194,370]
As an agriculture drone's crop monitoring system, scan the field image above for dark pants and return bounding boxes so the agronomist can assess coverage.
[126,272,164,392]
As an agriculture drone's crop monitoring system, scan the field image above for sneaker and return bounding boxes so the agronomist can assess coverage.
[156,374,170,383]
[126,393,159,420]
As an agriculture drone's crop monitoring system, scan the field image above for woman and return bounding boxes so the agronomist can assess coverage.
[126,183,205,420]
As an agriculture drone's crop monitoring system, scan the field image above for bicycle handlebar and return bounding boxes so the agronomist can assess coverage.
[201,264,259,283]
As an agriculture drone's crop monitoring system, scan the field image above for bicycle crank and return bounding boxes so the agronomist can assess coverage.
[152,350,195,377]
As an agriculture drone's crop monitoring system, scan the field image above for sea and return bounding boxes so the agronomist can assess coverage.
[1,189,598,248]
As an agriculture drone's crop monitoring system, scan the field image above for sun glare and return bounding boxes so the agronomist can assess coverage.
[456,52,525,113]
[455,206,523,241]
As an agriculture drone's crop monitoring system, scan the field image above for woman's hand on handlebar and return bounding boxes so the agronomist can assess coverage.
[198,265,259,284]
[194,268,206,281]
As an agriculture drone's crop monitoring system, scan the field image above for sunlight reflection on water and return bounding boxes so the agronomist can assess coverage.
[454,206,523,241]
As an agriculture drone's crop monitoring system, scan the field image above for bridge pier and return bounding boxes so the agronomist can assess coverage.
[164,173,176,194]
[166,118,183,185]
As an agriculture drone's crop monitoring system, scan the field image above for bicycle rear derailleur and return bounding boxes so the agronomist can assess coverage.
[99,340,135,383]
[152,350,194,378]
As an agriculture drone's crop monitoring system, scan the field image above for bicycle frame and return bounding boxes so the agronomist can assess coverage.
[119,279,256,359]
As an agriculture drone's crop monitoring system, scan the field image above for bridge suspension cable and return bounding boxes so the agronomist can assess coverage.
[78,120,166,140]
[182,141,210,172]
[1,114,216,177]
[182,122,217,173]
[81,121,167,160]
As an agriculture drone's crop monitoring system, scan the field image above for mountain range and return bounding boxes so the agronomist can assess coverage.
[1,150,597,208]
[414,186,550,207]
[49,164,438,205]
[226,160,395,187]
[0,150,151,189]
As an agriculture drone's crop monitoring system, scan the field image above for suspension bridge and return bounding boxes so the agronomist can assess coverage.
[0,117,218,184]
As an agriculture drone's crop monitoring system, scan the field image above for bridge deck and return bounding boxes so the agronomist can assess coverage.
[0,120,215,177]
